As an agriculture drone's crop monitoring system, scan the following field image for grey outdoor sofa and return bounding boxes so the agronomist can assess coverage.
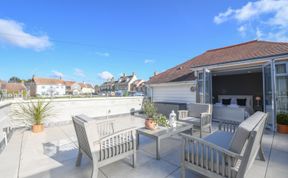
[72,114,137,178]
[181,111,267,178]
[178,103,213,138]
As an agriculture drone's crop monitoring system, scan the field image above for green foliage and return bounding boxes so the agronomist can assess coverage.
[123,91,129,97]
[143,101,157,118]
[14,100,54,125]
[153,114,169,127]
[8,76,22,83]
[277,113,288,125]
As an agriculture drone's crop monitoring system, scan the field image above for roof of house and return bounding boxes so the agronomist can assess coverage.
[77,83,94,89]
[148,40,288,84]
[1,83,26,92]
[33,77,64,85]
[64,81,75,87]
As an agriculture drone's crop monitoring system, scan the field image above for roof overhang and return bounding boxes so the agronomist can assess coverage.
[148,81,195,87]
[190,53,288,72]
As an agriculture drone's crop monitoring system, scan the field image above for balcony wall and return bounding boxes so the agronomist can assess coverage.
[9,96,144,127]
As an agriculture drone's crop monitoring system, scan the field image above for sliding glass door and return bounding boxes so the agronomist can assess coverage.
[197,68,212,104]
[275,62,288,114]
[263,61,276,130]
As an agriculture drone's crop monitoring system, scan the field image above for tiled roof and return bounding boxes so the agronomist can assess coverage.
[64,81,75,87]
[148,40,288,84]
[1,83,26,92]
[33,77,64,85]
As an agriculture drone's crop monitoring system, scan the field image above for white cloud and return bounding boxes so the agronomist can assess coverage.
[95,52,110,57]
[74,68,85,77]
[98,71,113,81]
[0,19,52,51]
[51,70,64,78]
[214,0,288,42]
[238,25,247,37]
[144,59,154,64]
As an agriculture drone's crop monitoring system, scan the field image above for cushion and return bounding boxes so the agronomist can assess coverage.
[222,99,231,105]
[204,131,234,149]
[179,117,200,126]
[237,99,247,106]
[188,103,210,118]
[229,112,264,154]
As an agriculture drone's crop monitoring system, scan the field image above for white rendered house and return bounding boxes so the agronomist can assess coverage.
[30,77,66,97]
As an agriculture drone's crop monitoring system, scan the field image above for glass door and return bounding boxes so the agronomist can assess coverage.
[197,68,212,104]
[275,62,288,114]
[263,61,276,130]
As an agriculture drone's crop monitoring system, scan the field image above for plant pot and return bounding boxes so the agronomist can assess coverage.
[32,124,44,133]
[277,124,288,134]
[145,118,156,130]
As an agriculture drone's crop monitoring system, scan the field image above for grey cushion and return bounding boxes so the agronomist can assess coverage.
[229,112,264,154]
[204,131,234,149]
[187,103,210,118]
[179,117,200,126]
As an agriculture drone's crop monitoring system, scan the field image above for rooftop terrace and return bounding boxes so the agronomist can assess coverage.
[0,115,287,178]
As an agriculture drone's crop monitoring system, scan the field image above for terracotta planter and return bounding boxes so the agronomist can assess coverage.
[277,124,288,134]
[145,118,156,130]
[32,124,44,133]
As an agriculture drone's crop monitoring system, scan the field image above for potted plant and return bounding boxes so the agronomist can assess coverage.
[143,101,157,130]
[277,112,288,134]
[153,114,169,128]
[14,100,53,133]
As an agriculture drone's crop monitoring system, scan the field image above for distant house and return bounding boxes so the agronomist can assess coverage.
[1,82,27,98]
[71,82,94,95]
[131,80,146,94]
[115,73,137,92]
[100,79,116,92]
[30,77,66,97]
[64,81,76,95]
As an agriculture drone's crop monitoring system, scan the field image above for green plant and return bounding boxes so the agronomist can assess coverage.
[153,114,169,127]
[143,101,157,118]
[277,113,288,125]
[14,100,54,125]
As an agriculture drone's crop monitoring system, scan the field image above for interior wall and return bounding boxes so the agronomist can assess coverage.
[212,72,263,109]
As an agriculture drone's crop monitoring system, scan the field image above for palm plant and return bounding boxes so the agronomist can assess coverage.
[14,100,53,126]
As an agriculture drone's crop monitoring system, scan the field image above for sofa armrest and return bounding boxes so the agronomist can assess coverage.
[200,112,212,125]
[218,120,240,133]
[178,110,188,120]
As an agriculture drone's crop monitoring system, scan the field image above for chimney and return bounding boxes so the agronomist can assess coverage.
[132,72,135,76]
[154,71,158,76]
[123,73,126,77]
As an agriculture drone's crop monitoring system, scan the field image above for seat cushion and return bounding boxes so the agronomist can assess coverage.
[179,117,200,126]
[187,103,210,118]
[203,131,234,149]
[229,112,264,154]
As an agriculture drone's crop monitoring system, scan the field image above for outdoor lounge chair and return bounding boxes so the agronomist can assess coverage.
[178,103,212,138]
[72,114,137,178]
[180,111,268,178]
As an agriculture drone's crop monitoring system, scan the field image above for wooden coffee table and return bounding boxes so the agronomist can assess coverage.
[136,121,193,160]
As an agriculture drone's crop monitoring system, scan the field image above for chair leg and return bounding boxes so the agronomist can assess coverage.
[91,163,98,178]
[132,153,136,168]
[76,150,83,167]
[181,165,186,178]
[209,125,212,133]
[200,127,202,138]
[258,146,266,161]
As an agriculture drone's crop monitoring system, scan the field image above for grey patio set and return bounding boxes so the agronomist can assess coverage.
[72,103,268,178]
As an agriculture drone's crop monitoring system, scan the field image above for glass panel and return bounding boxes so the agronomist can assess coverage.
[204,70,212,104]
[263,63,274,129]
[276,75,288,113]
[276,64,286,74]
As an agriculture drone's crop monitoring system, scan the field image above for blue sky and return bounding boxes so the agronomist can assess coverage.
[0,0,287,84]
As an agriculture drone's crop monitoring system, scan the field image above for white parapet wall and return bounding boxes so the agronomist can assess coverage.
[7,96,144,127]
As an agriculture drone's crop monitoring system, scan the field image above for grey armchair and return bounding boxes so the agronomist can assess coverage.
[178,103,212,138]
[72,114,137,178]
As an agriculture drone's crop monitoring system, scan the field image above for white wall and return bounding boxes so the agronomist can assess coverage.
[36,84,66,96]
[10,97,144,127]
[0,102,11,143]
[151,82,196,103]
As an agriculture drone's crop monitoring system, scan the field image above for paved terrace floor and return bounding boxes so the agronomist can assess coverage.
[0,115,287,178]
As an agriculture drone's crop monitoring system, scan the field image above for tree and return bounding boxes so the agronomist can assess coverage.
[9,76,22,83]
